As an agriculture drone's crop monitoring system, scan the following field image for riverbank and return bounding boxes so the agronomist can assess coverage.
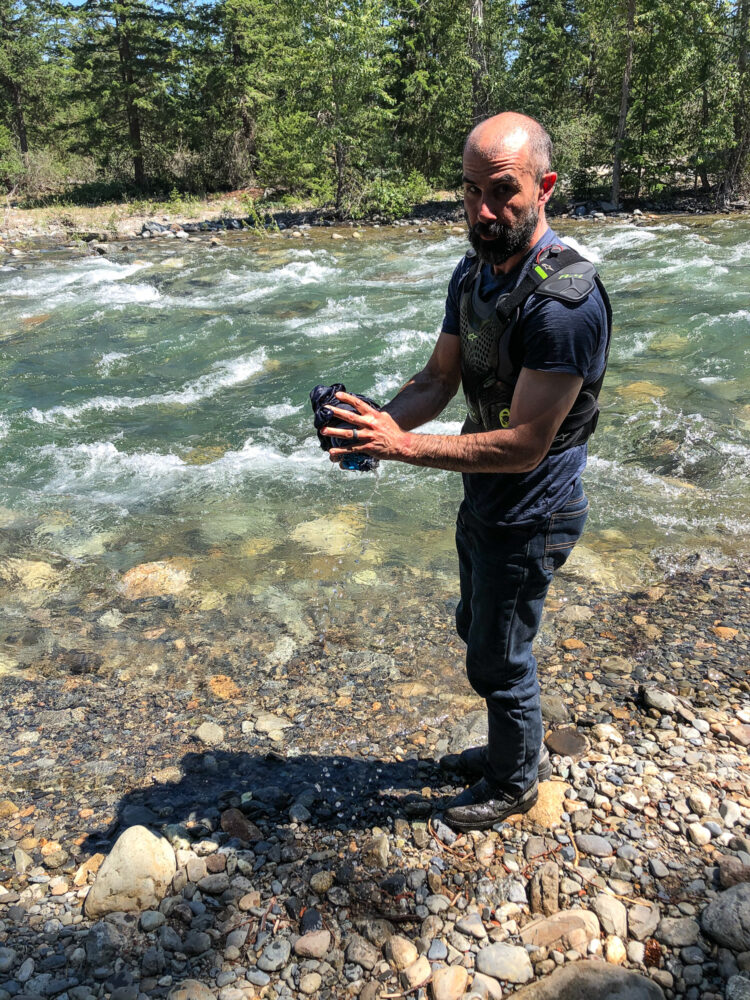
[2,189,748,249]
[1,561,749,999]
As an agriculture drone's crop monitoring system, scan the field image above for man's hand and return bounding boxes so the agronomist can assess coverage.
[321,392,411,462]
[320,368,584,473]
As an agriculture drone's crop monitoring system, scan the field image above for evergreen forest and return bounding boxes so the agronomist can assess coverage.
[1,0,748,214]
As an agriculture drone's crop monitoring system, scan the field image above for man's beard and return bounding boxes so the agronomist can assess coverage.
[467,205,539,266]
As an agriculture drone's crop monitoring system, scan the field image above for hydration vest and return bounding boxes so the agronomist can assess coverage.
[459,244,612,454]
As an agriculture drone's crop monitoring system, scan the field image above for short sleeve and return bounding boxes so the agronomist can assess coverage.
[518,287,608,382]
[441,256,474,335]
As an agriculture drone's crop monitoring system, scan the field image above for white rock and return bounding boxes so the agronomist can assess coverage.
[195,721,224,745]
[688,822,711,846]
[721,800,743,828]
[475,942,534,983]
[627,941,646,964]
[84,825,176,917]
[385,935,418,970]
[592,723,623,746]
[592,894,627,938]
[431,965,469,1000]
[688,789,712,816]
[605,935,627,965]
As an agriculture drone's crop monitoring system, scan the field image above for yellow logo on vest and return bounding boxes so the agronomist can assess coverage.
[498,407,510,428]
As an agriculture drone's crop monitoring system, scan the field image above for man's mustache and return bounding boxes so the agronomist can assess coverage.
[472,221,511,239]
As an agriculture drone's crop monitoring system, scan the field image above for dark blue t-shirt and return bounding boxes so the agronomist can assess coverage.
[441,228,609,526]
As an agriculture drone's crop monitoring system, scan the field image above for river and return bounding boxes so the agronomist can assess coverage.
[1,217,749,666]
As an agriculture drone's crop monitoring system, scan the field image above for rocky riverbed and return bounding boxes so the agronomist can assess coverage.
[1,561,749,1000]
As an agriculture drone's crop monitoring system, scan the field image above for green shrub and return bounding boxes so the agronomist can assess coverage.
[359,170,431,220]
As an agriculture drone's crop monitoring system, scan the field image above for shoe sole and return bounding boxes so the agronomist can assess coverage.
[445,791,539,833]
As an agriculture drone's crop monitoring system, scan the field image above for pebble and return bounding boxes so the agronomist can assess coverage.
[475,942,534,983]
[400,955,431,989]
[592,894,627,938]
[195,722,224,745]
[721,800,743,827]
[431,965,468,1000]
[0,949,16,973]
[257,938,291,972]
[293,929,330,958]
[687,822,711,846]
[298,972,321,994]
[456,911,487,939]
[385,934,418,969]
[575,834,613,857]
[656,916,700,947]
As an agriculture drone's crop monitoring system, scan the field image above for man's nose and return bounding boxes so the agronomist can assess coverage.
[477,198,496,223]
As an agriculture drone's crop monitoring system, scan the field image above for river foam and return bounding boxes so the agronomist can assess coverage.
[28,348,267,424]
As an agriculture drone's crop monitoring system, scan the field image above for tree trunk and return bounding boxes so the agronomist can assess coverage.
[335,141,345,213]
[633,23,653,202]
[721,0,749,201]
[698,77,711,192]
[116,22,146,188]
[10,82,29,165]
[469,0,486,123]
[611,0,636,208]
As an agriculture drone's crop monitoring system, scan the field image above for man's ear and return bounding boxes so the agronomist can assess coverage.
[539,172,557,203]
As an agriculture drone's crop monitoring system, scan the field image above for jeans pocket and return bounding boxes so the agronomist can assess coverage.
[543,493,589,572]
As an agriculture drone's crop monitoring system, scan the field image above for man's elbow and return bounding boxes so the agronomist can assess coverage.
[511,435,551,473]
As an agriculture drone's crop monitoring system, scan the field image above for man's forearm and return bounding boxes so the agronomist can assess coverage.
[397,428,539,474]
[384,370,457,430]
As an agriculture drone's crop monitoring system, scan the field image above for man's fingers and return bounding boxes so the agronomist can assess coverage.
[320,425,365,438]
[324,404,371,427]
[329,445,367,457]
[334,391,374,415]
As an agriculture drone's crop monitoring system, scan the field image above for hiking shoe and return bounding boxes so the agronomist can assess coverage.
[443,777,539,832]
[442,743,552,782]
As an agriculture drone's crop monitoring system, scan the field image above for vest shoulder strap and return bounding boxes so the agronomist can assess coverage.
[495,246,596,323]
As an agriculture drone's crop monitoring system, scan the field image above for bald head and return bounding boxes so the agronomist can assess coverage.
[464,113,552,182]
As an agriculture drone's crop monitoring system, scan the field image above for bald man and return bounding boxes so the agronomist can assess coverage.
[321,113,611,830]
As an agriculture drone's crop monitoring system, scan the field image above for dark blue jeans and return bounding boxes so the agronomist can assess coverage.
[455,483,589,796]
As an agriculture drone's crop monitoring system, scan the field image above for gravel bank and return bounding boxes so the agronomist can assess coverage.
[1,563,749,999]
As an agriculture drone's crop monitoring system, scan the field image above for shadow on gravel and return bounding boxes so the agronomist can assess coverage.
[84,750,454,850]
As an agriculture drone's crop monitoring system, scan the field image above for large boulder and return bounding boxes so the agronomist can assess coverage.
[510,960,665,999]
[702,883,750,952]
[84,825,176,917]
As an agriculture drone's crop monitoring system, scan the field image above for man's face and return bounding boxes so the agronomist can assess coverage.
[462,134,550,267]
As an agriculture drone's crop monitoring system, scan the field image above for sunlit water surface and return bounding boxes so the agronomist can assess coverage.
[1,218,749,647]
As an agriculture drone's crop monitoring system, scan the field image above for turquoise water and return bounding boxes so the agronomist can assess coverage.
[1,217,749,625]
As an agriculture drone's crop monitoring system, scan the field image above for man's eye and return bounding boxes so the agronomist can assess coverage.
[464,185,480,195]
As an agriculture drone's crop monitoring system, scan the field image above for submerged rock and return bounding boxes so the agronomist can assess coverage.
[119,559,191,599]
